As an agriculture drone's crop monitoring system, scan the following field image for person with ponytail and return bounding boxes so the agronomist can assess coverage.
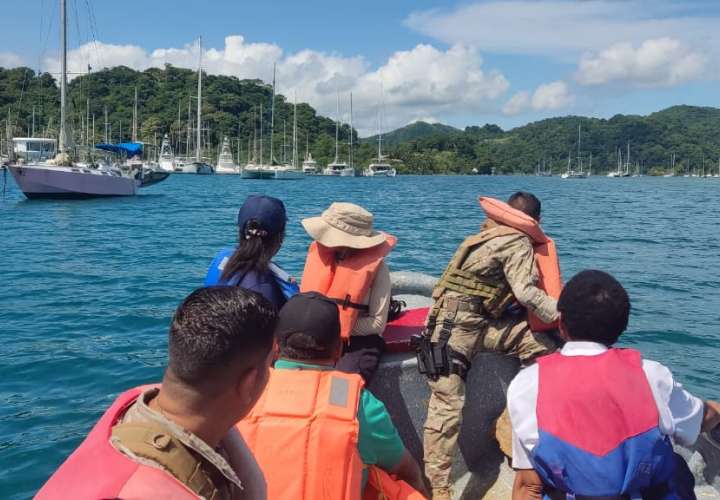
[205,195,296,308]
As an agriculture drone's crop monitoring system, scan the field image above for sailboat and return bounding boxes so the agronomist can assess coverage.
[364,90,396,177]
[272,95,304,180]
[302,134,317,175]
[243,103,275,179]
[560,124,588,179]
[323,93,354,176]
[6,0,165,198]
[215,137,240,174]
[190,37,214,175]
[157,134,176,173]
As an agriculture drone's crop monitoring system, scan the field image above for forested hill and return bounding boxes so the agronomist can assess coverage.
[363,121,458,147]
[387,106,720,175]
[2,65,720,174]
[0,65,356,167]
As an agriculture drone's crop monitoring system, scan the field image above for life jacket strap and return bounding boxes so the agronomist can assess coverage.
[330,294,370,312]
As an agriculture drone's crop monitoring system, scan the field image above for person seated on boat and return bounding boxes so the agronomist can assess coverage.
[300,202,396,384]
[238,291,428,500]
[36,286,278,499]
[205,194,296,308]
[421,192,562,500]
[508,270,720,499]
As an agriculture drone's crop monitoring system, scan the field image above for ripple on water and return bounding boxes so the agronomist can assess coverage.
[1,175,720,498]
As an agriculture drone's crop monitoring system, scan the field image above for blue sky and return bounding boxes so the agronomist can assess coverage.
[3,0,720,135]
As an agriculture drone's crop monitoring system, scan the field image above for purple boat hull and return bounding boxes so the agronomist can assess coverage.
[8,164,138,199]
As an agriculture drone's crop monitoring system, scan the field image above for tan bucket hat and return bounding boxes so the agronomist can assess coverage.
[302,202,386,249]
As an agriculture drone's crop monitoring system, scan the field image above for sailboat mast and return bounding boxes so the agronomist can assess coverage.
[259,103,263,166]
[576,123,581,172]
[196,37,202,162]
[186,98,192,157]
[349,92,353,167]
[270,63,276,164]
[132,87,138,143]
[59,0,68,153]
[334,92,339,163]
[292,94,297,169]
[104,106,108,143]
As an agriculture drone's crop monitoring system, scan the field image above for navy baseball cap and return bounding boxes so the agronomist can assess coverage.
[237,195,286,236]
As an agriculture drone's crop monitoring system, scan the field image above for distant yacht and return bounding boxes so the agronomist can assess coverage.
[561,124,588,179]
[271,97,304,180]
[190,37,213,175]
[323,93,354,177]
[302,153,318,175]
[158,134,176,173]
[6,1,164,198]
[215,137,240,174]
[364,91,396,177]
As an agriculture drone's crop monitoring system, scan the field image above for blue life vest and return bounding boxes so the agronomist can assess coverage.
[205,247,299,300]
[532,349,680,499]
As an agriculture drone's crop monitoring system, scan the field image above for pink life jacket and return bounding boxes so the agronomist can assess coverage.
[36,385,200,499]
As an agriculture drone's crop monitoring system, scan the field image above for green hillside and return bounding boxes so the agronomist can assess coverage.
[362,121,458,147]
[3,65,720,175]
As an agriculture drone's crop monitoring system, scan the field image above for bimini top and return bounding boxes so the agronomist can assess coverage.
[95,142,143,157]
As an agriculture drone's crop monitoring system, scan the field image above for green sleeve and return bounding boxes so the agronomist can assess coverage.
[357,388,406,471]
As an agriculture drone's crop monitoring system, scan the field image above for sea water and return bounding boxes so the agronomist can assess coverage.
[1,174,719,497]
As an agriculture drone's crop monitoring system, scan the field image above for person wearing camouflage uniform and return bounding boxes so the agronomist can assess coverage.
[422,193,560,500]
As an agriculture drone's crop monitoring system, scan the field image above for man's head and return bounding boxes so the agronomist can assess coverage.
[275,292,342,363]
[508,192,541,221]
[557,270,630,346]
[166,287,278,414]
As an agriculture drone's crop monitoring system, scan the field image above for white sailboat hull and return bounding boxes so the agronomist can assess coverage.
[273,168,304,180]
[8,164,138,199]
[364,167,397,177]
[323,167,354,176]
[215,165,241,175]
[173,162,197,174]
[242,166,275,179]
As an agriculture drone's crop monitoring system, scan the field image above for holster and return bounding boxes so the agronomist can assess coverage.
[413,297,472,381]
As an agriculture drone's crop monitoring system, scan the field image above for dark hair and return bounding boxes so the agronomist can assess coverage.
[278,332,339,360]
[508,191,541,221]
[220,219,285,282]
[168,287,278,388]
[557,270,630,346]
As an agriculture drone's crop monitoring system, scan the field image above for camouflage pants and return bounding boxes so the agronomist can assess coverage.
[422,311,560,489]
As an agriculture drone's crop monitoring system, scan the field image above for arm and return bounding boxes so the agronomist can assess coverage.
[501,237,558,323]
[702,400,720,433]
[513,470,544,500]
[389,450,430,498]
[352,262,391,336]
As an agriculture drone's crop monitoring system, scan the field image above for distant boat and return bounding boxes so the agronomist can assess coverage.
[323,93,354,177]
[364,89,396,177]
[271,97,304,180]
[157,134,176,173]
[6,1,165,199]
[561,124,588,179]
[302,153,318,175]
[190,36,213,176]
[215,136,240,174]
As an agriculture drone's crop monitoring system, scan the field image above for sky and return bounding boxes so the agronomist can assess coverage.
[2,0,720,136]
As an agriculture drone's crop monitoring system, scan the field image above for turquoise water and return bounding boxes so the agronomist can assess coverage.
[2,173,719,497]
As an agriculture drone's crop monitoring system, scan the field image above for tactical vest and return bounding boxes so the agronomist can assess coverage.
[432,225,522,319]
[36,386,216,500]
[111,421,226,499]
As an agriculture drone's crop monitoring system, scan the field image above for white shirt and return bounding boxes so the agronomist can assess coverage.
[508,341,705,470]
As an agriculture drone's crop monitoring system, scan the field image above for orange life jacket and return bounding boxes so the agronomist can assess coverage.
[238,368,365,500]
[36,385,199,500]
[300,234,397,339]
[479,197,562,331]
[363,466,427,500]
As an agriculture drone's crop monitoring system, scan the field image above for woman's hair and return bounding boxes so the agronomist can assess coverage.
[220,219,285,282]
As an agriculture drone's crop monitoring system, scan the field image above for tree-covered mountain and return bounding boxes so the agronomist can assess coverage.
[0,65,366,168]
[387,107,720,175]
[362,121,458,147]
[2,65,720,175]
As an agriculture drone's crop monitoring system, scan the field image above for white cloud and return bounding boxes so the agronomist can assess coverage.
[575,38,707,87]
[532,81,574,110]
[0,52,24,67]
[406,1,720,59]
[32,36,510,134]
[502,91,530,115]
